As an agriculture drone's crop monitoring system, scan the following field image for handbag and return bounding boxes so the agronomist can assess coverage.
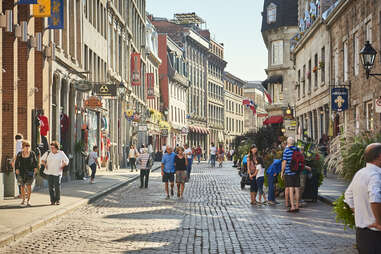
[39,151,50,179]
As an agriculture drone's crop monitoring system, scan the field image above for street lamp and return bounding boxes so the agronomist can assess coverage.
[360,41,381,79]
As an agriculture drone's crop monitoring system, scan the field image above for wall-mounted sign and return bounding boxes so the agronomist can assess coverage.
[146,73,155,99]
[48,0,64,29]
[33,0,51,18]
[94,84,117,97]
[131,53,141,86]
[284,108,294,120]
[74,80,92,92]
[160,128,168,136]
[84,96,102,108]
[331,88,348,112]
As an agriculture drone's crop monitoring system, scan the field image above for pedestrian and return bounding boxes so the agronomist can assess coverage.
[184,144,193,180]
[12,134,23,198]
[195,145,202,164]
[161,146,176,199]
[14,140,38,207]
[217,144,224,167]
[88,146,100,184]
[41,141,69,205]
[281,137,300,212]
[229,148,235,161]
[256,157,267,204]
[137,148,152,188]
[210,143,217,168]
[175,147,188,199]
[148,143,153,156]
[266,159,282,205]
[248,145,258,205]
[344,143,381,254]
[128,145,139,172]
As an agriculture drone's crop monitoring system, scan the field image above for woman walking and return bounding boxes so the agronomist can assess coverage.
[247,145,258,205]
[88,146,100,184]
[217,145,224,167]
[174,147,188,199]
[15,141,38,207]
[137,148,152,188]
[129,145,139,172]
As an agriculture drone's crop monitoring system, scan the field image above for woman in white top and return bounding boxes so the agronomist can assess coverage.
[41,141,69,205]
[256,157,267,204]
[128,145,139,172]
[88,146,100,184]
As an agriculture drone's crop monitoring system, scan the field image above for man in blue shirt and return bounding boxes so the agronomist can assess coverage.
[161,146,176,199]
[281,137,300,212]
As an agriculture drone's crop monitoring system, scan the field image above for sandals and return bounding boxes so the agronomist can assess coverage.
[286,208,300,213]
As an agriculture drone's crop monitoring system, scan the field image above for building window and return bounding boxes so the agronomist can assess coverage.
[302,65,306,96]
[366,101,374,131]
[366,21,372,43]
[267,3,277,24]
[271,40,283,66]
[314,54,318,88]
[321,47,325,84]
[308,59,311,93]
[343,41,348,81]
[297,69,301,99]
[334,49,339,85]
[354,33,359,76]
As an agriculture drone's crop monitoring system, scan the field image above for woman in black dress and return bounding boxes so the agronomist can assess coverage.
[174,147,188,199]
[15,140,38,207]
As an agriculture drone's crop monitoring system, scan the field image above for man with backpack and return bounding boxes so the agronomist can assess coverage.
[281,137,304,212]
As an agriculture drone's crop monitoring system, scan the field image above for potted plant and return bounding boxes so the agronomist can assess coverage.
[312,66,318,73]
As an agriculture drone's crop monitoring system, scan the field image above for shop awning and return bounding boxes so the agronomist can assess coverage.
[263,116,283,125]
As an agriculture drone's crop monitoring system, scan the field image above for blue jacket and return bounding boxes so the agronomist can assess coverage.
[266,159,282,176]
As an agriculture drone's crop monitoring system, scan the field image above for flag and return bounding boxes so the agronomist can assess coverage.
[18,0,37,4]
[250,105,257,115]
[146,73,155,99]
[131,53,141,86]
[33,0,51,18]
[48,0,64,29]
[264,90,272,104]
[243,99,250,106]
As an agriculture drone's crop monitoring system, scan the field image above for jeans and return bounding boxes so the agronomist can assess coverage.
[256,176,264,194]
[90,163,97,180]
[47,175,61,204]
[268,175,275,202]
[130,158,136,170]
[210,155,216,167]
[140,169,150,188]
[187,158,193,178]
[197,155,201,163]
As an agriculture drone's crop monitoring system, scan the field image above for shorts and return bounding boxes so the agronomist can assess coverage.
[162,172,175,183]
[17,175,34,186]
[176,170,187,183]
[250,177,258,193]
[285,174,300,188]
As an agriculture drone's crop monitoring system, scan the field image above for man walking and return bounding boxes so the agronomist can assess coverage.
[210,143,217,168]
[281,137,300,212]
[184,144,193,180]
[161,146,176,199]
[345,143,381,253]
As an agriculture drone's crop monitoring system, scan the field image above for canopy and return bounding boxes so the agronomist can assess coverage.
[263,116,283,125]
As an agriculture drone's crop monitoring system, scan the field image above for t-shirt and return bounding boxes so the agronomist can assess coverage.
[175,156,187,171]
[210,146,217,155]
[41,150,69,176]
[129,149,138,158]
[137,153,150,170]
[88,151,98,166]
[282,146,299,176]
[161,152,176,173]
[184,148,193,159]
[256,164,265,179]
[242,155,248,164]
[15,151,38,176]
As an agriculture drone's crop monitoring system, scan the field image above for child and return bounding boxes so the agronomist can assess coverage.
[256,157,267,204]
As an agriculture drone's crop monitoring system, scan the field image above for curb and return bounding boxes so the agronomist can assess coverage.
[318,194,335,206]
[0,166,161,248]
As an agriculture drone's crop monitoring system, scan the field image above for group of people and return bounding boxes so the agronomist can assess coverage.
[12,134,69,207]
[209,143,226,168]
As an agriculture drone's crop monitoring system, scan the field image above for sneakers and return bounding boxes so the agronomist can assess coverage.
[170,189,174,196]
[165,195,170,200]
[26,202,32,207]
[20,200,25,207]
[177,192,180,197]
[55,201,60,205]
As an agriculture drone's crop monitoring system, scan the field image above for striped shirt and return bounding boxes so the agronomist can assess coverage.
[282,146,298,175]
[137,153,150,170]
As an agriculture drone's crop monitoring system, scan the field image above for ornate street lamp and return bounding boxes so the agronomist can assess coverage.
[360,41,381,79]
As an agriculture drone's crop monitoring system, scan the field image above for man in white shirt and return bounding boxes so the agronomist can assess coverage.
[210,143,217,168]
[345,143,381,253]
[184,144,193,180]
[41,141,69,205]
[88,146,100,184]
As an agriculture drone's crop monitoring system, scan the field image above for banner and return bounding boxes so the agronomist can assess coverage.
[18,0,37,4]
[94,84,117,97]
[331,88,348,112]
[48,0,64,29]
[131,53,141,86]
[33,0,51,18]
[146,73,155,99]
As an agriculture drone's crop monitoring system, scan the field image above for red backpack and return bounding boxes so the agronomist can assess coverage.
[290,150,305,173]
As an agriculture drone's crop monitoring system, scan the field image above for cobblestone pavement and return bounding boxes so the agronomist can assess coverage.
[0,162,356,254]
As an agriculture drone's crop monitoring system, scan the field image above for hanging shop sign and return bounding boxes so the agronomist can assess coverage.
[138,124,148,132]
[33,0,51,18]
[48,0,64,29]
[18,0,37,4]
[146,73,155,99]
[94,84,117,97]
[74,80,92,92]
[84,96,102,108]
[284,107,294,120]
[376,98,381,113]
[160,128,169,136]
[131,52,141,86]
[331,88,348,112]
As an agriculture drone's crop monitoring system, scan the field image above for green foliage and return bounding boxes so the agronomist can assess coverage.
[74,141,85,154]
[333,194,355,230]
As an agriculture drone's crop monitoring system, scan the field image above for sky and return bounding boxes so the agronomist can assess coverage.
[146,0,268,81]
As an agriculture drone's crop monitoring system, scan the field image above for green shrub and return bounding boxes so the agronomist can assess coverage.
[333,194,355,230]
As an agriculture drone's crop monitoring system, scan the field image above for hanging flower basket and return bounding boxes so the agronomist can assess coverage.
[312,66,318,73]
[319,61,325,69]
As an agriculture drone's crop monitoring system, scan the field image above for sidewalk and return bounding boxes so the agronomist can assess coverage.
[0,162,161,247]
[318,172,350,205]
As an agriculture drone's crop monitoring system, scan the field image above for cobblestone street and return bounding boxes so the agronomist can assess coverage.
[1,162,356,254]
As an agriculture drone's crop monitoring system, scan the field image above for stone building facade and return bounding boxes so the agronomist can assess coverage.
[243,81,268,134]
[224,72,245,149]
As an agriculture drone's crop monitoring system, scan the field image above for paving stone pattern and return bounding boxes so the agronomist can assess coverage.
[0,162,356,254]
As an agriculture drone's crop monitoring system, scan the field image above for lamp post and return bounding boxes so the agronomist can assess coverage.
[360,41,381,79]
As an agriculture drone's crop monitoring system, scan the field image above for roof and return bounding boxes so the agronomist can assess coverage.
[261,0,298,32]
[245,81,266,93]
[224,72,247,87]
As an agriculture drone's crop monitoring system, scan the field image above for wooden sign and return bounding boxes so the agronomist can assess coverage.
[84,96,102,108]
